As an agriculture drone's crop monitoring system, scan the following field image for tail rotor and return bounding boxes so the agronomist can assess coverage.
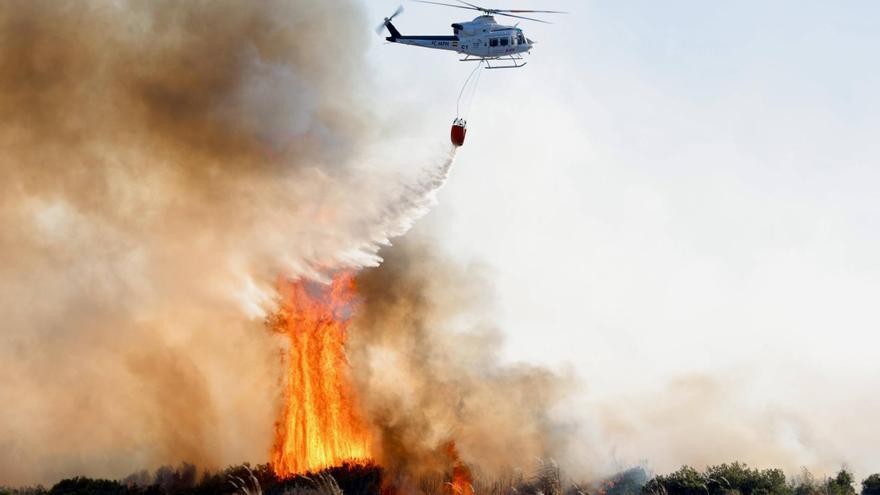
[375,5,404,35]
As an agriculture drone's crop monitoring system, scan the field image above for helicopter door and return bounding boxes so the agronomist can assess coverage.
[489,37,507,56]
[494,36,513,56]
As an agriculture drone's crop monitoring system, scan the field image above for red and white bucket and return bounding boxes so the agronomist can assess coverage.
[451,118,467,147]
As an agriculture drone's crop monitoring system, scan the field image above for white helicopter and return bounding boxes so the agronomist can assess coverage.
[377,1,566,69]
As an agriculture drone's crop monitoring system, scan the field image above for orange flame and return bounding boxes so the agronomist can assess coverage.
[446,442,475,495]
[271,272,372,477]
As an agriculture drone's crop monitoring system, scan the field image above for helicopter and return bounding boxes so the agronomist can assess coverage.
[377,0,566,69]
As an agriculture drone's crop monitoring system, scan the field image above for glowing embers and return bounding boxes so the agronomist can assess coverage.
[271,272,372,477]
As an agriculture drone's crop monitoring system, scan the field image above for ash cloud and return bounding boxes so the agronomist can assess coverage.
[0,0,453,486]
[349,238,573,482]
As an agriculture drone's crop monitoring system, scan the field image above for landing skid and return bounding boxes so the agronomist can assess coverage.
[459,54,527,69]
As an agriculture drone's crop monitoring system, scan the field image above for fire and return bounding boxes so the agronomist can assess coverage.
[446,442,475,495]
[271,272,372,477]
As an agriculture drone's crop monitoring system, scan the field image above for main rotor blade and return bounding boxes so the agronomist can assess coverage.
[496,12,552,23]
[411,0,480,11]
[411,0,565,22]
[449,0,567,16]
[452,0,486,10]
[496,9,568,14]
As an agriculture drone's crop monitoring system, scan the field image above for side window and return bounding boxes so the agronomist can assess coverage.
[489,38,498,47]
[500,38,508,46]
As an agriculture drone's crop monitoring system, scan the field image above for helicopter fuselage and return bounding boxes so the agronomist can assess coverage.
[385,15,533,60]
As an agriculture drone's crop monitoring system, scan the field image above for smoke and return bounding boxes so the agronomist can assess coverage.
[0,0,454,486]
[565,371,880,481]
[349,238,573,482]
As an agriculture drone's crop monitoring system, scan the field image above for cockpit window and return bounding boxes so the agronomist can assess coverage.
[517,33,526,44]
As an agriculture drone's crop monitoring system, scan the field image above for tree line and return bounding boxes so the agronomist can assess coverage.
[1,462,879,495]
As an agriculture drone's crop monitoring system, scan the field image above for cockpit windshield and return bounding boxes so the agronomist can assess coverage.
[517,32,526,45]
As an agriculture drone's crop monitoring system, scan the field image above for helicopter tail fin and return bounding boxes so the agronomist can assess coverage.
[384,21,402,41]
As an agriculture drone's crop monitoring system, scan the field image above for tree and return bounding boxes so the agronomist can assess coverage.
[642,466,708,495]
[862,475,880,495]
[825,470,856,495]
[705,463,789,495]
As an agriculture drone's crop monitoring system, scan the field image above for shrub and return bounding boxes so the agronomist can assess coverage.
[48,478,126,495]
[642,466,707,495]
[705,463,789,495]
[602,467,650,495]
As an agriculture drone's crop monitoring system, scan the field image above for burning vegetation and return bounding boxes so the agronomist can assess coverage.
[263,238,569,490]
[271,273,372,477]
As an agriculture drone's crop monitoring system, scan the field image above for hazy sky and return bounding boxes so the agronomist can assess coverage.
[364,0,880,477]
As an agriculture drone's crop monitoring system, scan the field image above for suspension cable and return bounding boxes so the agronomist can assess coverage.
[456,60,485,119]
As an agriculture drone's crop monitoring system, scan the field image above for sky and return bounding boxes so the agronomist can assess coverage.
[363,0,880,478]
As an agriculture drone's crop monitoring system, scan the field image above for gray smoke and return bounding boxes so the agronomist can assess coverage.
[349,238,573,482]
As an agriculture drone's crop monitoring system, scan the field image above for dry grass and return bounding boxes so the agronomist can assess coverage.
[230,465,263,495]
